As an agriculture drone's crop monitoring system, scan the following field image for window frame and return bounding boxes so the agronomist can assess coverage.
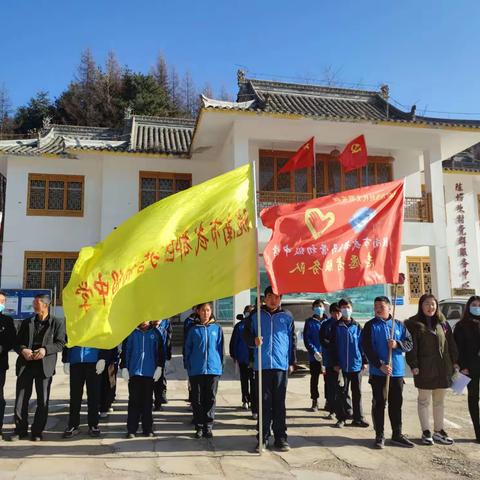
[258,150,393,195]
[27,173,85,217]
[23,251,78,305]
[406,256,431,304]
[138,171,192,210]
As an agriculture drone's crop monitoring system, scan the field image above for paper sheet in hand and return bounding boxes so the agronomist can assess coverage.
[451,372,471,394]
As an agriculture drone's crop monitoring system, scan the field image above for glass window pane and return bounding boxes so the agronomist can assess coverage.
[158,179,174,199]
[141,191,156,209]
[141,177,156,191]
[366,162,375,186]
[45,258,61,272]
[377,163,392,184]
[315,159,326,195]
[215,296,233,322]
[345,170,360,190]
[48,181,65,210]
[45,271,61,298]
[26,257,42,272]
[26,272,42,289]
[176,179,191,192]
[294,169,308,193]
[29,179,46,209]
[66,182,82,210]
[328,160,341,193]
[259,157,274,191]
[277,159,291,192]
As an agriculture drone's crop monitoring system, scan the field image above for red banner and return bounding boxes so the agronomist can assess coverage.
[261,180,404,295]
[278,137,315,174]
[338,134,368,172]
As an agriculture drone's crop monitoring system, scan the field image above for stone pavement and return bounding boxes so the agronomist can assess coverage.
[0,351,479,480]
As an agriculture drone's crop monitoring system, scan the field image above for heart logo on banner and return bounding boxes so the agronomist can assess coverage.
[304,208,335,240]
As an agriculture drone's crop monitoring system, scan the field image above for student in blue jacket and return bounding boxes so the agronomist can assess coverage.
[329,298,369,429]
[320,303,342,418]
[244,286,297,453]
[185,302,224,439]
[361,296,414,449]
[183,306,198,404]
[151,318,172,410]
[120,321,163,438]
[62,344,108,438]
[230,305,254,411]
[303,299,327,412]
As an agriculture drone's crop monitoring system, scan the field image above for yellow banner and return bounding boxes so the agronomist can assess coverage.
[63,164,256,348]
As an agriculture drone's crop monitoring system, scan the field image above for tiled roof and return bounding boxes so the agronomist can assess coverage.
[130,116,194,155]
[201,74,480,130]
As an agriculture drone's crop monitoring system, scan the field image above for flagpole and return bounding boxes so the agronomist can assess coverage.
[252,160,264,455]
[313,138,317,199]
[384,283,398,401]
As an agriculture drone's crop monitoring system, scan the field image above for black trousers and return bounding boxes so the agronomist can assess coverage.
[369,375,404,437]
[325,367,339,414]
[309,360,322,400]
[14,367,52,436]
[69,363,99,429]
[190,375,219,429]
[0,369,6,431]
[239,363,254,404]
[251,371,259,414]
[153,367,167,407]
[467,374,480,439]
[337,371,363,422]
[258,369,288,442]
[99,363,118,413]
[127,376,154,434]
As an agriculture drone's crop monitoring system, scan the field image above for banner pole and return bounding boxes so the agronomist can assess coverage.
[252,160,263,455]
[384,283,398,400]
[313,137,317,199]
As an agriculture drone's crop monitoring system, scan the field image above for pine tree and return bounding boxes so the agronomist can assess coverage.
[14,91,56,134]
[152,52,169,92]
[98,51,124,127]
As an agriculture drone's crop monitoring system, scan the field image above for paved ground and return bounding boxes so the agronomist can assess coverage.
[0,351,479,480]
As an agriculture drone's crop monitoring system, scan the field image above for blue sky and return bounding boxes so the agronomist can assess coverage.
[1,0,480,118]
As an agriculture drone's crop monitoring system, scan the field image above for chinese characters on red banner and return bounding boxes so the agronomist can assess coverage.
[261,180,405,295]
[73,208,251,311]
[455,183,470,288]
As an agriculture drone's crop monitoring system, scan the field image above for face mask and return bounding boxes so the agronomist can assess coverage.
[313,307,324,316]
[470,306,480,317]
[0,304,4,313]
[341,308,352,319]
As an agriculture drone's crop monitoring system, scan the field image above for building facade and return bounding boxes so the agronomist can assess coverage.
[1,71,480,321]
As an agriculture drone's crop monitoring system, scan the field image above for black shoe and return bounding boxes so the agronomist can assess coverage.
[391,434,414,448]
[274,438,290,452]
[88,427,101,438]
[255,438,269,452]
[202,428,213,439]
[374,436,385,449]
[311,400,319,412]
[194,427,203,439]
[63,427,80,439]
[421,430,434,446]
[30,434,43,442]
[351,419,369,428]
[126,432,136,439]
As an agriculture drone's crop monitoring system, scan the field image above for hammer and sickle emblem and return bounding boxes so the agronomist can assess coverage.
[351,143,362,154]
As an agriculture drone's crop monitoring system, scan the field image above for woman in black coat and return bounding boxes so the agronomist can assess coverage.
[453,295,480,443]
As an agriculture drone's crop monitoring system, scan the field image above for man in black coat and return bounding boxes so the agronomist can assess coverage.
[0,291,16,438]
[11,294,66,441]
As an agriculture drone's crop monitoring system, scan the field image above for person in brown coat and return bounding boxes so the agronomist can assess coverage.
[405,293,458,446]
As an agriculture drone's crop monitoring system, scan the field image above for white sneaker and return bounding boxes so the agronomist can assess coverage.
[422,430,434,445]
[433,430,454,445]
[99,412,108,418]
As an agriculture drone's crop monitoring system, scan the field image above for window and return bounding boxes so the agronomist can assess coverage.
[27,174,84,216]
[139,171,192,210]
[406,256,431,303]
[258,150,393,197]
[24,252,78,304]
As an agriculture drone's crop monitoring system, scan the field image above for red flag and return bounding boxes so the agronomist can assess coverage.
[278,137,315,174]
[338,135,368,172]
[260,180,404,295]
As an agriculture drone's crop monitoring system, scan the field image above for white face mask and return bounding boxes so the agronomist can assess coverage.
[341,308,352,319]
